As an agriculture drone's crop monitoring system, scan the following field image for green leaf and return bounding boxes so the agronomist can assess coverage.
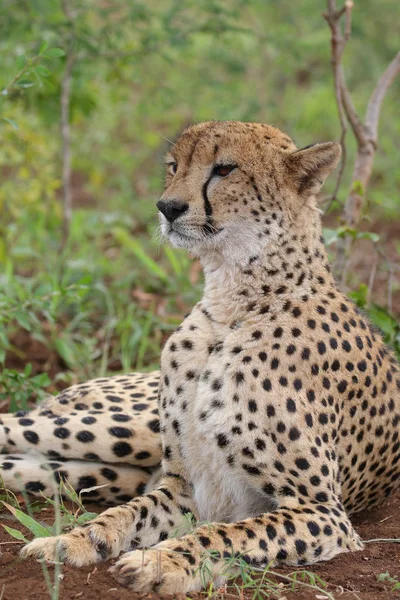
[1,117,18,130]
[348,284,368,308]
[15,80,35,88]
[54,338,76,367]
[44,48,65,58]
[15,311,32,331]
[112,227,169,283]
[352,180,364,196]
[16,54,26,69]
[368,305,397,338]
[35,65,51,77]
[2,502,52,538]
[322,228,338,246]
[356,231,380,243]
[2,524,29,543]
[23,363,33,377]
[39,41,49,54]
[76,512,98,524]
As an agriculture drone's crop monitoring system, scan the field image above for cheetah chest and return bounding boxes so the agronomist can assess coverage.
[169,353,271,523]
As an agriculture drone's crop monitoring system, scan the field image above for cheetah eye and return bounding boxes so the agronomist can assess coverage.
[167,162,178,175]
[213,164,237,178]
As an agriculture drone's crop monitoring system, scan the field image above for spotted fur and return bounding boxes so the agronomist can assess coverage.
[3,121,400,594]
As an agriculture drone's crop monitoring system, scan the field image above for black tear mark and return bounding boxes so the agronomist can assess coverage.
[202,174,214,234]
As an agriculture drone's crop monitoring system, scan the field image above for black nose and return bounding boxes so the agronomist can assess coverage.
[156,200,189,223]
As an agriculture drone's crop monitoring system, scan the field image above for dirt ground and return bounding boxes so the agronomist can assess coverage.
[0,490,400,600]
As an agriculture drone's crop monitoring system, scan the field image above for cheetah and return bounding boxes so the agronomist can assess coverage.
[2,120,400,594]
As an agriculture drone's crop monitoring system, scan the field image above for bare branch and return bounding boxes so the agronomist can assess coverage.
[338,66,368,145]
[365,51,400,143]
[344,0,353,40]
[324,2,368,146]
[323,0,351,205]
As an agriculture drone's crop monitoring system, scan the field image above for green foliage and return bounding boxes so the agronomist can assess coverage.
[0,366,50,412]
[377,571,400,593]
[0,0,399,410]
[349,287,400,361]
[1,479,99,543]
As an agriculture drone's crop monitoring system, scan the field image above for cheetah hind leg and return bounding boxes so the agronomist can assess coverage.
[0,372,161,465]
[0,453,160,505]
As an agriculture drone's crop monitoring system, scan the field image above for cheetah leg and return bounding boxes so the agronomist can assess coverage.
[0,453,156,504]
[21,474,198,566]
[110,502,363,594]
[0,409,161,467]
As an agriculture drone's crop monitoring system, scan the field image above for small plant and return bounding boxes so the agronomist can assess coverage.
[1,477,103,599]
[0,365,51,412]
[377,571,400,593]
[1,478,100,541]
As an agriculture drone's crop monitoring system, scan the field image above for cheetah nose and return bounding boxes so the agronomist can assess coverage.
[156,200,189,223]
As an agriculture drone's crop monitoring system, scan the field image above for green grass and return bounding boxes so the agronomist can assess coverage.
[0,206,203,410]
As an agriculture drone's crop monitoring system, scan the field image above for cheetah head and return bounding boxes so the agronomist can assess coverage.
[157,121,340,263]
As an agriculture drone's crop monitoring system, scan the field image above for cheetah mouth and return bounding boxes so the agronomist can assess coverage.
[168,223,224,240]
[168,227,195,241]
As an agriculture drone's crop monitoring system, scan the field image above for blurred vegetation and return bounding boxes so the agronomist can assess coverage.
[0,0,399,410]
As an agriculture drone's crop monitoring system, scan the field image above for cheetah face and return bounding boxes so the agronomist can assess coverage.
[157,121,340,262]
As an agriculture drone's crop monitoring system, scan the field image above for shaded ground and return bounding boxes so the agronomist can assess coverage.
[1,490,400,600]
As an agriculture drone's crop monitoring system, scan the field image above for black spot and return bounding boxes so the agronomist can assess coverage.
[25,481,46,493]
[112,442,133,457]
[23,431,39,445]
[295,539,307,555]
[286,398,296,413]
[76,430,95,443]
[18,418,34,426]
[136,451,151,460]
[307,521,321,537]
[111,414,132,422]
[217,434,229,448]
[289,427,301,441]
[263,378,272,392]
[108,427,133,438]
[101,468,117,481]
[77,475,97,490]
[147,419,160,433]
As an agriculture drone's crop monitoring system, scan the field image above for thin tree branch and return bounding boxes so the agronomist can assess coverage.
[365,51,400,143]
[338,65,368,145]
[322,0,351,207]
[343,0,353,40]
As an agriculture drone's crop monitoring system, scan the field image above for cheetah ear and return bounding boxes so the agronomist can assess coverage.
[286,142,341,196]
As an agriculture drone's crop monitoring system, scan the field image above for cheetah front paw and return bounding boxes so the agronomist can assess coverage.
[21,522,122,566]
[110,545,202,594]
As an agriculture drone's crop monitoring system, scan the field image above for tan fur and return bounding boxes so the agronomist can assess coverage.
[5,121,399,594]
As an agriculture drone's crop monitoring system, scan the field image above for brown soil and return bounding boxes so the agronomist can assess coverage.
[1,491,400,600]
